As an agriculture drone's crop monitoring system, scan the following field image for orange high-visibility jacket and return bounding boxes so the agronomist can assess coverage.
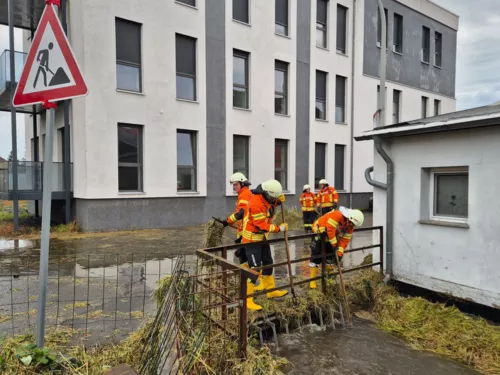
[242,190,280,243]
[299,192,316,212]
[312,210,353,255]
[226,186,252,238]
[316,186,339,208]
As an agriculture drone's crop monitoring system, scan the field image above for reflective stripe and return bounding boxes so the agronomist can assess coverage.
[242,231,266,242]
[239,199,249,205]
[327,218,339,227]
[302,207,316,212]
[269,224,277,232]
[228,214,237,223]
[320,202,334,208]
[343,233,352,239]
[252,213,266,220]
[329,237,338,245]
[338,247,345,254]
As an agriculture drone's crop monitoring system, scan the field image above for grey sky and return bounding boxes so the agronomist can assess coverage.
[0,0,499,158]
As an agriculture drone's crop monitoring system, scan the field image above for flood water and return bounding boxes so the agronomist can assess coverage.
[0,213,479,373]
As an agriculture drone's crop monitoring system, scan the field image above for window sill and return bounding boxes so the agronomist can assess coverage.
[275,32,291,39]
[336,51,348,57]
[275,113,290,118]
[418,219,469,229]
[434,64,442,69]
[393,51,403,56]
[118,192,146,196]
[174,1,197,10]
[233,106,251,112]
[116,89,145,96]
[177,191,201,196]
[316,45,329,51]
[421,60,430,65]
[335,122,347,125]
[315,118,329,123]
[232,19,251,27]
[176,98,199,104]
[376,45,389,51]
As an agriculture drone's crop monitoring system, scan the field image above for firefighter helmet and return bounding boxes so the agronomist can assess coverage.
[319,179,328,185]
[230,172,249,185]
[339,207,364,227]
[261,179,283,199]
[303,184,311,191]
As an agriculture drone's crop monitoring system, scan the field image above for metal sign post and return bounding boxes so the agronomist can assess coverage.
[11,0,88,347]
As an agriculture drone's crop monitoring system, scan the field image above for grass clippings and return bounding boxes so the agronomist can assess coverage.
[202,219,225,248]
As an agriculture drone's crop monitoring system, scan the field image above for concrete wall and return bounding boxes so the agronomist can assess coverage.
[371,126,500,308]
[363,0,458,98]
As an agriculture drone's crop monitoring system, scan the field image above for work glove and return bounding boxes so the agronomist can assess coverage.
[279,223,288,232]
[333,202,338,210]
[337,248,344,258]
[222,220,229,227]
[278,194,286,203]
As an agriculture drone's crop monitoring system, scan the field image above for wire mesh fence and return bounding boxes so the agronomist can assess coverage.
[0,252,191,337]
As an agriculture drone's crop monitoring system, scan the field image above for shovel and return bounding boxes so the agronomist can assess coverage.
[280,203,298,304]
[335,250,353,328]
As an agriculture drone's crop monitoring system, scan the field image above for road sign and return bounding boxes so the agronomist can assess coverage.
[12,3,87,107]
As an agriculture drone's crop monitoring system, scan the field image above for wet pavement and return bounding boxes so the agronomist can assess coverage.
[0,213,481,373]
[278,319,479,375]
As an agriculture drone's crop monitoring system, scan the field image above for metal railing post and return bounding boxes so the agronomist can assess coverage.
[239,271,247,360]
[379,226,384,274]
[321,238,327,294]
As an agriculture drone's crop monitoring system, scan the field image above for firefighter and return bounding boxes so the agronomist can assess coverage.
[299,184,317,233]
[316,179,339,216]
[242,179,289,311]
[309,207,364,289]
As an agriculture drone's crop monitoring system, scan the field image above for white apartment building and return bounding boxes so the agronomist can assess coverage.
[23,0,459,231]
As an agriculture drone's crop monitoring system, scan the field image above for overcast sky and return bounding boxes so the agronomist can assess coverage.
[1,0,499,159]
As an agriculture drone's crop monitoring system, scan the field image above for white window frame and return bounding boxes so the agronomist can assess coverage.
[429,168,469,224]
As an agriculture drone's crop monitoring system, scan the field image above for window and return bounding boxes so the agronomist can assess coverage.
[316,70,327,120]
[275,0,288,36]
[314,143,326,190]
[434,31,442,67]
[434,99,441,116]
[233,0,249,23]
[316,0,328,48]
[421,96,428,118]
[177,0,195,5]
[376,85,387,125]
[233,49,249,109]
[377,8,388,47]
[118,124,143,192]
[393,13,403,54]
[334,145,345,190]
[177,130,197,191]
[275,60,289,115]
[176,34,197,101]
[336,5,347,54]
[115,18,142,92]
[274,139,288,190]
[335,75,346,123]
[393,89,401,124]
[233,135,249,178]
[431,169,468,220]
[422,26,430,63]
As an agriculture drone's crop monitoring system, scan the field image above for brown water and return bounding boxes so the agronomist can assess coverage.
[0,214,479,373]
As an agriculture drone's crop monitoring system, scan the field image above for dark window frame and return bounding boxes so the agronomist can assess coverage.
[421,96,428,118]
[434,99,441,116]
[434,31,442,67]
[177,130,198,192]
[393,89,401,124]
[117,124,143,192]
[233,135,250,179]
[316,0,328,48]
[275,0,289,36]
[175,33,197,101]
[314,142,327,190]
[115,17,142,93]
[274,139,289,191]
[335,75,346,123]
[275,60,289,115]
[334,144,345,191]
[432,170,469,220]
[336,4,347,54]
[377,8,388,47]
[233,49,250,109]
[233,0,250,24]
[422,26,431,63]
[393,13,403,54]
[316,70,328,120]
[176,0,196,6]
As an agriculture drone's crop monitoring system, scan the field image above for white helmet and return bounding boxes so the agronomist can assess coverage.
[339,207,364,227]
[303,184,311,191]
[261,179,283,199]
[319,179,328,185]
[230,172,248,184]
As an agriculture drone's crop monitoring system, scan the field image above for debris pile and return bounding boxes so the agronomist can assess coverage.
[202,219,226,248]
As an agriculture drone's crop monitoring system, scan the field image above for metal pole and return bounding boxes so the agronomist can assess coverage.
[36,107,56,348]
[31,28,40,218]
[377,0,387,128]
[61,0,71,224]
[8,0,19,231]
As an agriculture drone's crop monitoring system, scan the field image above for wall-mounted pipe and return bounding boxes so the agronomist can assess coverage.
[349,0,357,208]
[365,166,387,190]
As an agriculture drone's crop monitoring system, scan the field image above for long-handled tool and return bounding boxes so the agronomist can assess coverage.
[280,203,298,303]
[212,217,238,230]
[335,251,353,328]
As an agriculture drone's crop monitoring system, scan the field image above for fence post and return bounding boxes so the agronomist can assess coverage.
[222,248,228,321]
[379,227,384,274]
[321,238,327,294]
[239,270,248,360]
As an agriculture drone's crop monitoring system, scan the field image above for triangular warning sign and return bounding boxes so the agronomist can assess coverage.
[12,4,88,107]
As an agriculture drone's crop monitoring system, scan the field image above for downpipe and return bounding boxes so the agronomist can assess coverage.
[365,136,394,284]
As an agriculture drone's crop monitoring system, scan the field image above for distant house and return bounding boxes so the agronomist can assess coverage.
[355,104,500,309]
[0,156,7,163]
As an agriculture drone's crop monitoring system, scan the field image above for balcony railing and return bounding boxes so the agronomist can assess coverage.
[0,161,73,194]
[0,49,27,95]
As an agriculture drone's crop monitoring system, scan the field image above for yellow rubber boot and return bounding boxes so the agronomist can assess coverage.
[263,275,289,299]
[310,266,318,289]
[254,272,265,291]
[246,281,262,311]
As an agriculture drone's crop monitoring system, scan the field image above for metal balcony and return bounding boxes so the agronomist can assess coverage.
[0,161,73,200]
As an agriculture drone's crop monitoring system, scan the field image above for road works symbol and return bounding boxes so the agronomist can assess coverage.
[12,3,88,107]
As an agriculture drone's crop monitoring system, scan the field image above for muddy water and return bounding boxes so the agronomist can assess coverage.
[0,214,479,373]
